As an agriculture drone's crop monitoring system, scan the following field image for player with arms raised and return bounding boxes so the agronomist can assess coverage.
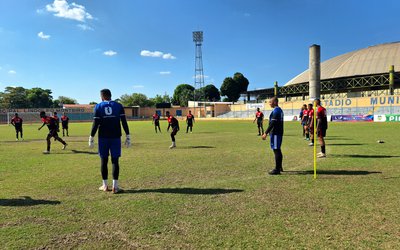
[38,111,67,154]
[89,89,131,194]
[10,113,23,141]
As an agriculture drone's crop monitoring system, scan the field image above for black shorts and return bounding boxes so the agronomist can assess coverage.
[171,126,179,135]
[187,122,193,127]
[257,121,263,127]
[154,121,160,126]
[15,126,22,132]
[48,129,59,138]
[62,124,68,129]
[318,128,326,138]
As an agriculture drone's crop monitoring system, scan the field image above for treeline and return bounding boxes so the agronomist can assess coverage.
[0,87,77,109]
[0,72,250,108]
[120,72,249,107]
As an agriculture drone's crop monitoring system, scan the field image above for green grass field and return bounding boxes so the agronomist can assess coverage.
[1,120,399,249]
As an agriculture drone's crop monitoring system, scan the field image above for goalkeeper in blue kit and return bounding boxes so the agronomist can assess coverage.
[89,89,131,194]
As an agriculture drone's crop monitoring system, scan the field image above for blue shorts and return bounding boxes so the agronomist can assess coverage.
[98,137,121,158]
[270,134,283,150]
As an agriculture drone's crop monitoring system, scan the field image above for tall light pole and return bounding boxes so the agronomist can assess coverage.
[193,31,205,117]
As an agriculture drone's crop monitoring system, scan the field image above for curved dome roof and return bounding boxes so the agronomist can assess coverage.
[285,42,400,86]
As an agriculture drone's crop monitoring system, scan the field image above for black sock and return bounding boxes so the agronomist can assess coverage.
[311,139,314,143]
[111,157,119,180]
[273,149,283,171]
[321,145,326,154]
[101,157,108,180]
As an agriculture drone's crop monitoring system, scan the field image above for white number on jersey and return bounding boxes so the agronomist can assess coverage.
[105,107,113,115]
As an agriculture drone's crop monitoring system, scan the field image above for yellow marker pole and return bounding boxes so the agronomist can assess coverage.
[313,100,317,179]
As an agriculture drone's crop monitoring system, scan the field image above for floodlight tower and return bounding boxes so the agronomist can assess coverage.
[193,31,205,116]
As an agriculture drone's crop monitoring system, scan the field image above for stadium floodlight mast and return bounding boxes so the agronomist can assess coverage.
[193,31,205,117]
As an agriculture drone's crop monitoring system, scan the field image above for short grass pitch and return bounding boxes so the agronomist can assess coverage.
[0,120,399,249]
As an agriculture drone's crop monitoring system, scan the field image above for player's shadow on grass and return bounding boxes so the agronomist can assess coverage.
[0,196,61,207]
[330,154,400,158]
[327,143,365,146]
[186,146,216,149]
[285,170,381,175]
[71,149,98,155]
[123,188,243,195]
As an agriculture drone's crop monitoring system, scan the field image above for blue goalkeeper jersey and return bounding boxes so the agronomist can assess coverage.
[93,100,125,138]
[268,106,284,135]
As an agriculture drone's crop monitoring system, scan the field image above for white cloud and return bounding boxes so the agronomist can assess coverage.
[244,13,251,17]
[38,31,51,39]
[77,24,93,31]
[0,66,2,70]
[133,85,144,89]
[8,70,16,74]
[103,50,117,56]
[159,71,171,75]
[46,0,93,22]
[162,53,176,60]
[140,50,176,59]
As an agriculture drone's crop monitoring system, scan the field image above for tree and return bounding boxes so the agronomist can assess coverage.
[0,87,29,108]
[89,101,98,105]
[220,77,241,102]
[202,84,221,101]
[120,93,150,107]
[56,96,78,105]
[172,84,194,106]
[233,72,250,93]
[26,88,53,108]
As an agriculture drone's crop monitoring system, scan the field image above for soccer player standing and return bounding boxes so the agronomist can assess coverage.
[152,112,161,133]
[61,112,70,137]
[166,111,179,149]
[38,111,67,154]
[53,112,60,131]
[89,89,131,194]
[186,110,195,133]
[10,113,23,140]
[301,104,309,140]
[262,97,284,175]
[316,99,328,158]
[253,108,264,136]
[307,103,314,146]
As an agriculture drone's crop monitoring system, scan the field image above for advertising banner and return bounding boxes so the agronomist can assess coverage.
[374,115,386,122]
[246,103,264,110]
[331,115,373,122]
[385,114,400,122]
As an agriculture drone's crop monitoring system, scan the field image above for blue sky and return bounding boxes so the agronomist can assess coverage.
[0,0,399,104]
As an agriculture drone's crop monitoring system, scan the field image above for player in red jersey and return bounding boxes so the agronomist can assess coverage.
[38,111,67,154]
[61,112,70,137]
[301,104,309,140]
[253,108,264,136]
[166,111,179,149]
[316,99,328,158]
[186,110,195,133]
[152,112,161,133]
[10,113,23,140]
[307,103,314,146]
[53,112,60,130]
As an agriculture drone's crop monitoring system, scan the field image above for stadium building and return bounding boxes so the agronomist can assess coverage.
[220,42,400,120]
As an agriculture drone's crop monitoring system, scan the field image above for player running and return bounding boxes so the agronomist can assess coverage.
[89,89,131,194]
[152,112,161,133]
[61,112,70,137]
[38,111,67,154]
[253,108,264,136]
[316,99,328,158]
[186,110,195,133]
[10,113,23,140]
[262,97,284,175]
[166,111,179,149]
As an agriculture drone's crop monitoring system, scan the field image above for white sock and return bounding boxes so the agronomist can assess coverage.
[173,141,176,146]
[102,180,108,186]
[113,180,118,189]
